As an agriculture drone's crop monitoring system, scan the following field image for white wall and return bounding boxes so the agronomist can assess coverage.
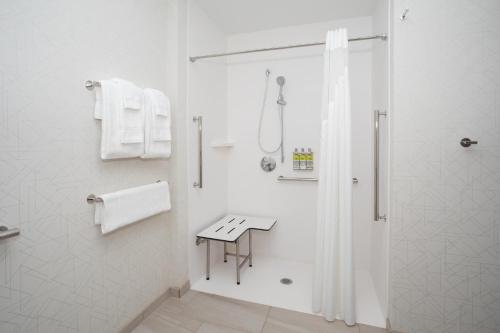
[0,1,187,332]
[370,0,390,317]
[225,17,374,268]
[186,0,229,282]
[389,0,500,332]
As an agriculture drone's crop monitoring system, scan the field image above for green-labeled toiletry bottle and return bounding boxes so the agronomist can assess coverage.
[300,148,306,170]
[293,148,300,170]
[307,148,313,170]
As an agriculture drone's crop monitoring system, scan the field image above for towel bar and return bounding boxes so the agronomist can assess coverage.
[87,180,163,204]
[86,194,103,204]
[85,80,101,90]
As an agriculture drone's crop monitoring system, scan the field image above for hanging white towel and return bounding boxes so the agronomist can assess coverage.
[141,88,172,159]
[312,29,355,326]
[94,78,145,159]
[94,181,171,234]
[120,80,145,144]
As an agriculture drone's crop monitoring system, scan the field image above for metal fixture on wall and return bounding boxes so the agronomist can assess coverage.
[258,69,286,164]
[277,176,359,184]
[460,138,478,148]
[193,116,203,188]
[261,156,276,172]
[0,226,20,240]
[400,8,410,21]
[189,34,388,62]
[374,110,387,222]
[85,80,101,90]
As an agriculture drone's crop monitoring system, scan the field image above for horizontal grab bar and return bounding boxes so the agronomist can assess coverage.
[278,176,318,181]
[277,176,359,184]
[0,226,20,240]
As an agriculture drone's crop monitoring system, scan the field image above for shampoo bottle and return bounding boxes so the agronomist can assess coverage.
[307,148,313,170]
[300,148,306,170]
[293,148,300,170]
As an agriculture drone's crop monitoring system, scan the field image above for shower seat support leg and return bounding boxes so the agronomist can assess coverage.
[224,242,227,262]
[236,239,240,285]
[206,240,210,280]
[249,230,253,267]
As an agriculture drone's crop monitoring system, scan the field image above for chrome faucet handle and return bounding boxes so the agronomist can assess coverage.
[460,138,478,148]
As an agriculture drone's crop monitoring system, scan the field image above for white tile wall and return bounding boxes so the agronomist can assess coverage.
[390,0,500,332]
[0,1,188,332]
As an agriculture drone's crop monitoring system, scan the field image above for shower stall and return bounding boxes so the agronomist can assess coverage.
[186,0,390,328]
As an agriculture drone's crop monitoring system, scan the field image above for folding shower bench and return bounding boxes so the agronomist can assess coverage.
[196,214,277,285]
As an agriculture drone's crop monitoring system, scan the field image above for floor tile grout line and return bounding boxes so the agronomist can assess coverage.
[260,306,271,333]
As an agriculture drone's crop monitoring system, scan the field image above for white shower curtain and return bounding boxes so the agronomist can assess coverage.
[312,29,355,325]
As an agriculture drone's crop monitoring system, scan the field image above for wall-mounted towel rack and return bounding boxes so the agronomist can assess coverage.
[86,194,103,204]
[277,176,359,184]
[87,180,163,204]
[85,80,101,90]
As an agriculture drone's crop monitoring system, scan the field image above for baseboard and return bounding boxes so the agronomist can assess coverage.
[117,280,191,333]
[386,318,404,333]
[168,280,191,298]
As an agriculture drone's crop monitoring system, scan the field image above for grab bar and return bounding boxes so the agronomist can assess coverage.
[193,116,203,188]
[374,110,387,222]
[277,176,359,184]
[278,176,318,182]
[0,226,20,240]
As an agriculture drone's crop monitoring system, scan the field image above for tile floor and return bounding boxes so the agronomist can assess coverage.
[132,290,386,333]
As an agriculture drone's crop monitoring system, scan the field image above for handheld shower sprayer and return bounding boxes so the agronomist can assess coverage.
[258,70,286,163]
[276,76,286,106]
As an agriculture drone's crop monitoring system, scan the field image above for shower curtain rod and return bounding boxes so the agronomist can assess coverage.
[189,33,387,62]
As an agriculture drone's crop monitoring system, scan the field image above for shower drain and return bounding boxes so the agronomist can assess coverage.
[280,278,293,285]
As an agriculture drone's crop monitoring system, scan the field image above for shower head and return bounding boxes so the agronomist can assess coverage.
[276,76,285,86]
[276,76,286,105]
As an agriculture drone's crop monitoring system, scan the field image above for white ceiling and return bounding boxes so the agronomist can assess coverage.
[194,0,378,34]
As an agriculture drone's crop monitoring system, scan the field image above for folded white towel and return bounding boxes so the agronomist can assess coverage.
[120,80,145,144]
[141,88,172,159]
[94,181,171,234]
[95,79,145,159]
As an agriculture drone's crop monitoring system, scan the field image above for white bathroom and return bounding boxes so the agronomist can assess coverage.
[0,1,499,333]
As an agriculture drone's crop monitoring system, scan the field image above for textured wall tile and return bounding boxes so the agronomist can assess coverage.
[0,0,187,332]
[390,0,500,332]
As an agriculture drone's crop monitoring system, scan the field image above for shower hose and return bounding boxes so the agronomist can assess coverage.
[258,69,284,159]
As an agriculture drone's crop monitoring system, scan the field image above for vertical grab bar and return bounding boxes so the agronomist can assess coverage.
[374,110,387,221]
[193,116,203,188]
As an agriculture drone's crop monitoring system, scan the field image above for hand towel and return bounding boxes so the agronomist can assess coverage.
[141,88,172,159]
[94,181,171,234]
[120,80,145,144]
[95,79,145,159]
